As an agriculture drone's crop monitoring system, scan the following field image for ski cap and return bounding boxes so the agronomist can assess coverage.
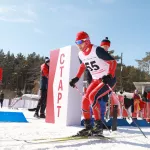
[45,57,50,63]
[100,37,111,47]
[76,31,89,41]
[75,31,91,52]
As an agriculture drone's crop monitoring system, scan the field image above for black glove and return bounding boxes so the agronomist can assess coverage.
[69,77,79,88]
[102,74,112,84]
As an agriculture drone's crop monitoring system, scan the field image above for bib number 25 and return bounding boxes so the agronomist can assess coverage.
[85,61,100,71]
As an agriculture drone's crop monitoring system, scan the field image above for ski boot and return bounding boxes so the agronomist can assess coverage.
[34,113,40,119]
[90,120,103,136]
[77,119,92,136]
[40,114,46,118]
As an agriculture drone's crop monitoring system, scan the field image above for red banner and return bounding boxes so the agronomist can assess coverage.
[0,68,3,82]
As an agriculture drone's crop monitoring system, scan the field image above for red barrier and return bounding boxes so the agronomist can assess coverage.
[143,102,150,119]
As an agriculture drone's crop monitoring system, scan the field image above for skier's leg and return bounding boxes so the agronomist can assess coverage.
[89,77,116,135]
[77,80,99,136]
[40,90,47,118]
[34,95,43,118]
[89,81,104,135]
[0,100,2,108]
[1,100,3,108]
[99,98,106,122]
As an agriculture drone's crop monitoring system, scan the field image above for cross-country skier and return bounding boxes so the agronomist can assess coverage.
[99,37,111,122]
[69,31,117,136]
[85,37,112,124]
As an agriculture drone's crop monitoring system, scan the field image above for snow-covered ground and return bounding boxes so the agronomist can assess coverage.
[0,108,150,150]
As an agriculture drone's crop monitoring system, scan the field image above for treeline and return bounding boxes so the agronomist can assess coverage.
[0,49,150,95]
[116,64,150,92]
[0,49,44,95]
[116,52,150,92]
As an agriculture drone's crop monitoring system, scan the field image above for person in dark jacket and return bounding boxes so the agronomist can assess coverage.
[99,37,111,121]
[0,90,4,108]
[34,57,50,118]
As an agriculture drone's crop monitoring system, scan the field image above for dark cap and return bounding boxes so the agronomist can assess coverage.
[100,37,111,47]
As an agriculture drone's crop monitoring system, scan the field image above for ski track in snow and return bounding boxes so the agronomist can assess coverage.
[0,108,150,150]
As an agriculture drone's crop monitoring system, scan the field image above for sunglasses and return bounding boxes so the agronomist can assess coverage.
[75,38,89,45]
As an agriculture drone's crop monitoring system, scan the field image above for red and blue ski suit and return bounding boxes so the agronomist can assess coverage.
[76,45,117,121]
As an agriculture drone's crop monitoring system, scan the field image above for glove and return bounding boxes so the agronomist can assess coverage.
[69,77,79,88]
[102,74,112,84]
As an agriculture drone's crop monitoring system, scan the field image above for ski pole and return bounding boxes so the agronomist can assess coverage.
[106,84,148,138]
[74,85,83,96]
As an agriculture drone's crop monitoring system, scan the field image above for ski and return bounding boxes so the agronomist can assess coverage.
[24,135,113,144]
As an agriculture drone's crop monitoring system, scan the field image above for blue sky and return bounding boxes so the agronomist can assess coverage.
[0,0,150,67]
